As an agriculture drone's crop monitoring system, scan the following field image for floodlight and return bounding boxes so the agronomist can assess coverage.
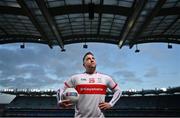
[61,48,66,52]
[20,43,25,49]
[83,44,88,49]
[168,43,172,49]
[135,44,140,53]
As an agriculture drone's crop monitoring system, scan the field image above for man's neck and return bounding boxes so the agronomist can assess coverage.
[85,68,96,74]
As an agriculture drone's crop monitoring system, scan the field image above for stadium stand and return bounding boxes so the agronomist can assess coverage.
[7,96,57,109]
[0,104,6,116]
[105,94,180,116]
[0,87,180,117]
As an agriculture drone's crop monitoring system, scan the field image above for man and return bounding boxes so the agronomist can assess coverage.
[57,52,122,117]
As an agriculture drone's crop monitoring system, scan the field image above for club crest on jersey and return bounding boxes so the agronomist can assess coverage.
[97,78,102,83]
[89,78,95,83]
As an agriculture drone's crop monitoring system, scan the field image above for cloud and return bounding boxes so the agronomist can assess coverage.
[0,43,142,89]
[144,67,159,78]
[140,43,179,61]
[0,44,63,88]
[113,70,143,84]
[0,43,89,89]
[95,45,128,70]
[0,43,179,91]
[0,73,64,89]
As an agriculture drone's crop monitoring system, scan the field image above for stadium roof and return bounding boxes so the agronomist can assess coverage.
[0,0,180,50]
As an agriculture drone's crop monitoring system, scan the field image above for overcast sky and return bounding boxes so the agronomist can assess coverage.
[0,43,180,92]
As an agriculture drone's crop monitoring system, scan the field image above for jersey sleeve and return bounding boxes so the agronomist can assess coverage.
[106,76,118,91]
[106,76,122,107]
[64,75,75,88]
[56,75,76,107]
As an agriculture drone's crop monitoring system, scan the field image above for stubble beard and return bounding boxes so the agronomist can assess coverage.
[86,65,96,74]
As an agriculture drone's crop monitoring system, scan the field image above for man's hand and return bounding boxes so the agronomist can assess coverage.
[99,102,112,110]
[59,99,73,108]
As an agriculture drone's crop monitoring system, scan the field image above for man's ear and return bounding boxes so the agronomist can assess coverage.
[83,63,85,67]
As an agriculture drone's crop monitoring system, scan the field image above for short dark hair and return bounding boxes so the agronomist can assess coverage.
[83,52,94,62]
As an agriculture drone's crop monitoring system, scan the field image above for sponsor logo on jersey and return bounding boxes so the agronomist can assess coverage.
[76,84,107,94]
[81,78,87,81]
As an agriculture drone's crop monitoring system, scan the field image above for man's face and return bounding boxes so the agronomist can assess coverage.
[83,54,96,69]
